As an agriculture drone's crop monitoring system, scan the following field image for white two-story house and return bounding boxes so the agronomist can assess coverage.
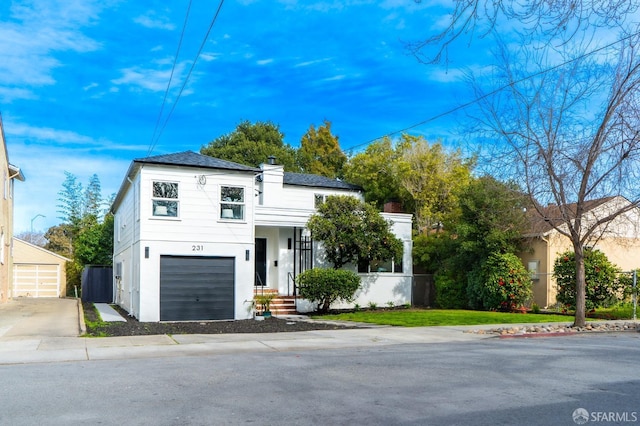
[111,151,412,322]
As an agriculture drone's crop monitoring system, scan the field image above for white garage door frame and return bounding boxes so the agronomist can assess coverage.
[13,263,61,298]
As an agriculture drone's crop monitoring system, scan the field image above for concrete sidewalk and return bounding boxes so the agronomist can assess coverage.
[0,298,634,366]
[0,324,500,365]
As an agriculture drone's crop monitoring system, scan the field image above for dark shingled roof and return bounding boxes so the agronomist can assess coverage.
[283,172,362,191]
[134,151,259,173]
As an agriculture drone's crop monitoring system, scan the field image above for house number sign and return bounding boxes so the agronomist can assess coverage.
[192,244,204,251]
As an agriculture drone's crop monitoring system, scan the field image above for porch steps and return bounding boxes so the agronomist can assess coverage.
[253,289,299,316]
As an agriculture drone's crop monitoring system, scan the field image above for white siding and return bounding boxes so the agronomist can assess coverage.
[138,166,255,244]
[113,163,256,322]
[256,185,364,227]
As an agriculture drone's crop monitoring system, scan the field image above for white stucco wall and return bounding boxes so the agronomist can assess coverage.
[112,163,257,322]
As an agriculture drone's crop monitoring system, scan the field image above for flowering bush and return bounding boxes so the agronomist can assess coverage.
[553,249,624,310]
[467,252,533,311]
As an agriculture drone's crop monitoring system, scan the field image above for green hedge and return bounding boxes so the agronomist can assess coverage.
[297,268,361,313]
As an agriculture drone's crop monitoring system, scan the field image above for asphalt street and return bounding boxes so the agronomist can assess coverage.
[1,333,638,426]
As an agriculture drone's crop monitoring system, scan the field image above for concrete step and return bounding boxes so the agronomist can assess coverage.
[253,293,299,315]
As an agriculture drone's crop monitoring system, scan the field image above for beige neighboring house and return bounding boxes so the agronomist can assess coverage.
[520,196,640,308]
[12,238,70,298]
[0,115,25,303]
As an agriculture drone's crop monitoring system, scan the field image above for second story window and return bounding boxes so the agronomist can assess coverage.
[152,181,179,217]
[221,186,245,220]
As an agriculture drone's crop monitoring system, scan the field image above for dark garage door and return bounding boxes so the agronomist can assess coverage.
[160,255,235,321]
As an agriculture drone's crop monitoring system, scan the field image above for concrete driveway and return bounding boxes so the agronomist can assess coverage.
[0,298,81,340]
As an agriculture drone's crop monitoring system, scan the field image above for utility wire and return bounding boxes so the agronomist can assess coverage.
[344,29,640,153]
[148,0,194,157]
[147,0,226,157]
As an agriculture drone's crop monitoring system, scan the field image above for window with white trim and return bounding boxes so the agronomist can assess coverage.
[358,257,404,273]
[152,181,179,217]
[220,186,244,220]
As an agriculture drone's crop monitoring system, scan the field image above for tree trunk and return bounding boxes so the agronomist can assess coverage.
[573,246,587,327]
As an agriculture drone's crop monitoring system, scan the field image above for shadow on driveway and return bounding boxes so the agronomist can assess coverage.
[0,298,80,339]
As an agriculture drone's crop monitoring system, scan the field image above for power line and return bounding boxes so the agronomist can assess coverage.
[344,30,640,153]
[148,0,194,157]
[147,0,226,157]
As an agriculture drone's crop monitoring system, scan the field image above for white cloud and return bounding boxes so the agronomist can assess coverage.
[321,74,346,82]
[111,63,187,92]
[294,57,333,67]
[7,124,96,145]
[428,68,466,83]
[0,87,37,102]
[134,13,175,30]
[83,82,99,91]
[199,53,219,62]
[0,1,101,91]
[257,59,274,66]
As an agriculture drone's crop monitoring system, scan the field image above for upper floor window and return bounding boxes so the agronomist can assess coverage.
[221,186,244,220]
[152,181,179,217]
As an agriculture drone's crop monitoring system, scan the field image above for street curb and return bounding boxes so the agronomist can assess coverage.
[498,331,578,338]
[76,298,86,336]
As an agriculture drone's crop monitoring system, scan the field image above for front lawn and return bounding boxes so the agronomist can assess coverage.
[314,309,577,327]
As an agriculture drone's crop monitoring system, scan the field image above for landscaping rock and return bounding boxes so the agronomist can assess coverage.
[466,321,639,336]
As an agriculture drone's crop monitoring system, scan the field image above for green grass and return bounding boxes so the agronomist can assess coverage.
[82,303,110,337]
[314,309,578,327]
[588,304,637,320]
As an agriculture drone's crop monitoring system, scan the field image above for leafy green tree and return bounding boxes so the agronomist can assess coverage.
[414,0,640,329]
[467,253,533,311]
[413,176,530,309]
[455,176,530,262]
[297,120,347,178]
[553,249,625,311]
[397,135,474,232]
[200,120,300,170]
[44,224,74,258]
[297,268,361,313]
[343,137,411,211]
[307,195,403,269]
[74,214,114,266]
[51,173,113,292]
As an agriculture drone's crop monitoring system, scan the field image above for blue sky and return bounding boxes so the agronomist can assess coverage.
[1,0,488,233]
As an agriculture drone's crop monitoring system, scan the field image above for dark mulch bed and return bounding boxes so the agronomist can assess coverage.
[82,301,356,337]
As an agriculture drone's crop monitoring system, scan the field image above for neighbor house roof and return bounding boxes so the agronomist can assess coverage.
[527,196,621,237]
[111,151,260,212]
[283,172,362,191]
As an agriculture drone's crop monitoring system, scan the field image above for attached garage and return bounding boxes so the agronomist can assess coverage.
[159,255,235,321]
[12,238,70,298]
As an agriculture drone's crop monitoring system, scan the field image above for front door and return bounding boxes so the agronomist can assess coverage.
[255,238,267,286]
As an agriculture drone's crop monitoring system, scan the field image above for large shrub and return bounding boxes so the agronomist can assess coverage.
[297,268,361,313]
[434,269,468,309]
[553,249,625,310]
[467,253,532,311]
